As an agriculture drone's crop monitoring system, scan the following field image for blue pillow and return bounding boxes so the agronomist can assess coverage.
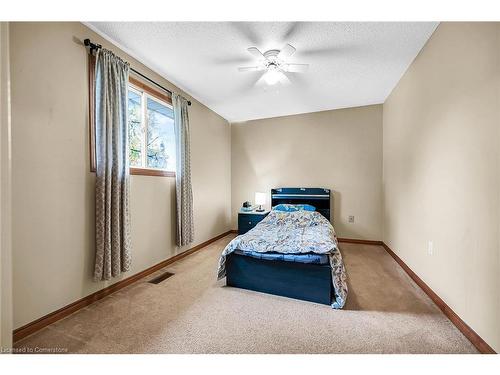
[297,204,316,211]
[273,204,298,212]
[273,204,316,212]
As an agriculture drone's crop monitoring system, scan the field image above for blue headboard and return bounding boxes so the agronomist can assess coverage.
[271,187,331,222]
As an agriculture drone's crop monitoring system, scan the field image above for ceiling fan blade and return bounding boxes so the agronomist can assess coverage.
[278,43,296,60]
[247,47,265,59]
[283,63,309,73]
[238,66,264,72]
[278,72,291,85]
[254,73,268,87]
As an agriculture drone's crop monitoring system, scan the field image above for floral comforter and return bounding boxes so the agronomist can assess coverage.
[217,210,348,309]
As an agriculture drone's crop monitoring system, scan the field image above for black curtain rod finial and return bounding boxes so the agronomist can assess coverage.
[84,38,101,51]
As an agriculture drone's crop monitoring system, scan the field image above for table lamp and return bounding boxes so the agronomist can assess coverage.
[255,192,266,212]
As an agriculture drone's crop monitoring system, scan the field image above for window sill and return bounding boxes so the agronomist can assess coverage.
[90,167,175,178]
[130,167,175,177]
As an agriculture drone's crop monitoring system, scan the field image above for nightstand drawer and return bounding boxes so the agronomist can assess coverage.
[238,211,269,235]
[238,215,262,226]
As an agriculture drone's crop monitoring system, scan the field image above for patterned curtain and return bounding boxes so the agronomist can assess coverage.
[93,49,132,281]
[172,93,194,246]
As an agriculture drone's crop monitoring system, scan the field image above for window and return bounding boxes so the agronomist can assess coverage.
[128,81,176,176]
[88,54,176,177]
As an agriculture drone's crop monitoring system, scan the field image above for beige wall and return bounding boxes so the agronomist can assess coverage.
[0,22,13,350]
[231,105,383,240]
[10,22,231,329]
[383,22,500,352]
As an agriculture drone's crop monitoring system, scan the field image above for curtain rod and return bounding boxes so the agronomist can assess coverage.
[84,39,191,106]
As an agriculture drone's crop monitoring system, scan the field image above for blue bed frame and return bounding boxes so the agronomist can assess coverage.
[226,188,333,305]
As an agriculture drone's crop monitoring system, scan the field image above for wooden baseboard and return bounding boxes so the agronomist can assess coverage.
[338,238,383,245]
[13,230,233,343]
[381,242,496,354]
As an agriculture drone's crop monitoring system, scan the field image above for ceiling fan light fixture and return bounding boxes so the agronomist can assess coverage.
[263,65,281,85]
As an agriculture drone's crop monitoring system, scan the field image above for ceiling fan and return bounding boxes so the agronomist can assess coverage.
[237,43,309,86]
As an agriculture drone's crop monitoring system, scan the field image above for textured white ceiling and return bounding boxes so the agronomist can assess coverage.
[87,22,438,122]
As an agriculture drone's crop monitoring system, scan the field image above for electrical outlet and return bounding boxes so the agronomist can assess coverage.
[428,241,434,256]
[348,215,355,223]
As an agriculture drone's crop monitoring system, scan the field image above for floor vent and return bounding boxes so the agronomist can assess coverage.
[148,271,175,284]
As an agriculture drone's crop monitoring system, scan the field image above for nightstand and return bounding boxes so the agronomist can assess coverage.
[238,210,270,235]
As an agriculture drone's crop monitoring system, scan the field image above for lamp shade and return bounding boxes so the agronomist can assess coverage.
[255,192,266,206]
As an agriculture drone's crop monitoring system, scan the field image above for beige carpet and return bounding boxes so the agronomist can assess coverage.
[15,235,478,353]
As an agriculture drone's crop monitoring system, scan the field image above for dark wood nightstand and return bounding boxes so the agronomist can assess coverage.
[238,210,270,235]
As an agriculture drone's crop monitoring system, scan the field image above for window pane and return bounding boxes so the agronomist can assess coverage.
[128,90,143,167]
[146,97,175,171]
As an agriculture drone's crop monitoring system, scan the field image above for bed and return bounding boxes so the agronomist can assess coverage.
[217,188,348,308]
